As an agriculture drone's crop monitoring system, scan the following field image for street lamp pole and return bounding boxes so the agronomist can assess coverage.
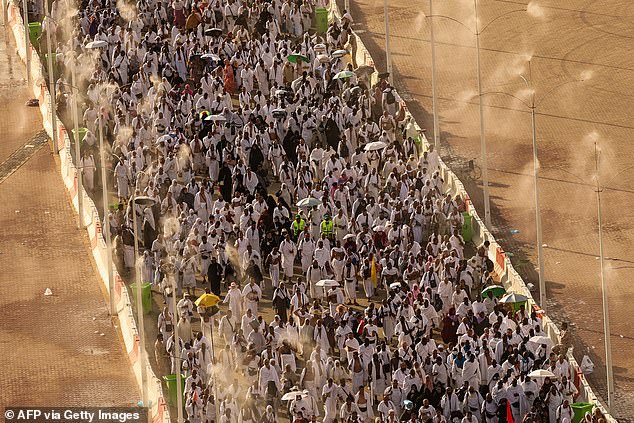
[474,0,491,228]
[43,0,58,154]
[522,64,547,313]
[70,53,84,228]
[98,110,115,316]
[169,275,184,423]
[131,189,149,407]
[594,141,614,412]
[383,0,392,84]
[22,0,30,85]
[530,104,546,312]
[429,0,439,148]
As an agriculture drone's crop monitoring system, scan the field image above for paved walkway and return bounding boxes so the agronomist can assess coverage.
[0,22,138,407]
[348,0,634,419]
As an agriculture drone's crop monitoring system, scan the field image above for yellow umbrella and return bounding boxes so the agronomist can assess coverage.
[195,293,221,308]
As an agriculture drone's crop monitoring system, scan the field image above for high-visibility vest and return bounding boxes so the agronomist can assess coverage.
[291,219,305,235]
[320,220,334,237]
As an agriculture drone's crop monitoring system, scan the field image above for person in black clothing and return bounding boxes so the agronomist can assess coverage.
[207,256,223,295]
[260,230,277,259]
[121,224,135,274]
[217,162,233,202]
[284,130,300,164]
[272,282,290,323]
[324,116,341,149]
[249,141,264,172]
[406,385,424,410]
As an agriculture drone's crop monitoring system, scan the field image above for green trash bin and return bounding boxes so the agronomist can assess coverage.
[315,7,328,33]
[28,22,42,48]
[163,374,185,406]
[571,402,594,423]
[462,212,473,242]
[71,127,88,144]
[130,283,153,314]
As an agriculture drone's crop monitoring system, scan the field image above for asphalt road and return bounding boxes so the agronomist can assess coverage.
[347,0,634,419]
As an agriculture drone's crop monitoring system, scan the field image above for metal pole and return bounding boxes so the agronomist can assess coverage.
[595,142,614,412]
[344,0,349,15]
[531,107,546,312]
[474,0,491,229]
[71,56,84,228]
[132,190,149,407]
[22,0,30,85]
[210,322,219,420]
[429,0,439,148]
[44,0,58,154]
[99,112,115,315]
[383,0,392,84]
[171,277,184,423]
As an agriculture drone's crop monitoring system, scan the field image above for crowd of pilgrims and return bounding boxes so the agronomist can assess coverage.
[43,0,598,421]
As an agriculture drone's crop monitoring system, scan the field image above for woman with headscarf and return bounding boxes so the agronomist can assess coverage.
[174,45,188,82]
[260,405,276,423]
[172,0,186,27]
[223,59,235,94]
[441,307,459,345]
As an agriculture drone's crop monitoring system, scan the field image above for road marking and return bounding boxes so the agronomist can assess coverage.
[0,130,49,184]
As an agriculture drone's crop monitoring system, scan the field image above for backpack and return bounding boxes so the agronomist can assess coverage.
[386,90,396,105]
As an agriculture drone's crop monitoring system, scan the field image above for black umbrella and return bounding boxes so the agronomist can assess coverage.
[204,27,223,37]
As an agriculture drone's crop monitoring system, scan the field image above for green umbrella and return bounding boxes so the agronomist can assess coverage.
[287,54,309,64]
[482,285,506,298]
[333,70,355,80]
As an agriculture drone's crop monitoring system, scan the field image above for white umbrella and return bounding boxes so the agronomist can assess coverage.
[529,335,554,346]
[204,114,226,122]
[528,369,556,378]
[527,335,554,354]
[331,49,348,58]
[281,390,309,401]
[316,279,339,288]
[314,43,327,52]
[364,141,387,151]
[201,53,221,61]
[297,197,321,208]
[389,282,402,290]
[85,40,108,49]
[317,54,331,63]
[499,293,528,304]
[343,233,356,241]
